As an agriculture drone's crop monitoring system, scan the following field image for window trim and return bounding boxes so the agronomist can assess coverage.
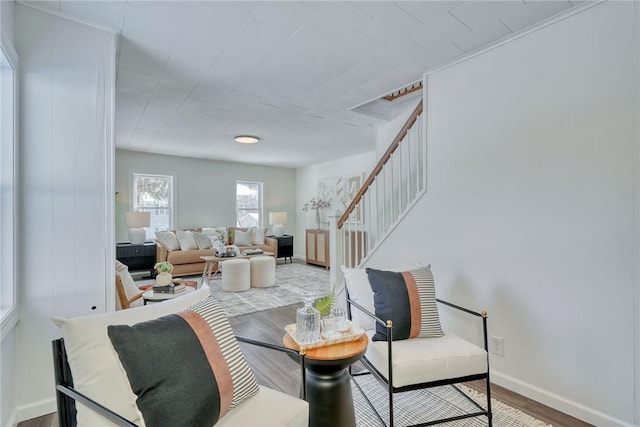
[129,170,177,238]
[0,31,19,337]
[235,181,264,228]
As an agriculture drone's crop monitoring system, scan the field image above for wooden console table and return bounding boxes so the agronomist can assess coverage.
[306,229,329,269]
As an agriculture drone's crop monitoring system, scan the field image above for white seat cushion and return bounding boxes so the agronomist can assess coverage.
[365,331,488,388]
[217,386,308,427]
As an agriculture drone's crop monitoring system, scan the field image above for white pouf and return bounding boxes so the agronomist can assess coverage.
[250,256,276,288]
[221,259,250,292]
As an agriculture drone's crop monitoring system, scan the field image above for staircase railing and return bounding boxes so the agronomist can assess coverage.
[330,100,425,284]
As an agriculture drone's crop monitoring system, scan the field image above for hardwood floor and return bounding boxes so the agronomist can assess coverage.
[19,303,592,427]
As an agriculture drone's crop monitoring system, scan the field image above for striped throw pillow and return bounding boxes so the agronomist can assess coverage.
[108,296,259,426]
[366,266,444,341]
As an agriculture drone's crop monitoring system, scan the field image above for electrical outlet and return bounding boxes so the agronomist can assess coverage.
[491,336,504,357]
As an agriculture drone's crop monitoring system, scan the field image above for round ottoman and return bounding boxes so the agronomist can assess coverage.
[250,256,276,288]
[221,259,250,292]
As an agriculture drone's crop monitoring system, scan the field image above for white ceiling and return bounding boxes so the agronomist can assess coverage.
[20,0,580,168]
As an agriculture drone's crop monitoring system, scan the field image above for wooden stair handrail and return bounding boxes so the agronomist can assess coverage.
[337,100,423,229]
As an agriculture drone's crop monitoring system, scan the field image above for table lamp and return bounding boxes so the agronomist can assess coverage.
[269,211,287,237]
[126,211,150,245]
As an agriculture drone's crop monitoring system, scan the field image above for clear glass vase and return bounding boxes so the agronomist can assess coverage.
[296,290,320,344]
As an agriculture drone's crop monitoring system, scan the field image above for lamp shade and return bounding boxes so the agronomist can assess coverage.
[125,211,150,228]
[269,212,287,237]
[269,212,287,225]
[126,211,150,244]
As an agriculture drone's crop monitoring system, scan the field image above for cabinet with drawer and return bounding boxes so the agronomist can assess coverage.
[116,242,156,277]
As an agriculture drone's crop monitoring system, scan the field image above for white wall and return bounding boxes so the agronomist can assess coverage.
[295,151,376,260]
[374,96,421,160]
[1,2,18,425]
[116,149,297,242]
[14,5,115,421]
[367,2,638,426]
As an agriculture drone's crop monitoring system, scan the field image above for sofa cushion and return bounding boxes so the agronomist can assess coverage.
[366,266,443,341]
[234,229,251,246]
[51,286,211,426]
[209,236,224,248]
[249,227,267,245]
[176,229,198,251]
[203,227,228,245]
[108,297,259,426]
[193,231,212,249]
[156,231,180,251]
[167,248,215,265]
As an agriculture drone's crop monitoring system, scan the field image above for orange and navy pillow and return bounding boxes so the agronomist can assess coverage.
[366,266,444,341]
[107,297,259,427]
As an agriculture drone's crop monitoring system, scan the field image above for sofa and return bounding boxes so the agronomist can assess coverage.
[155,227,278,277]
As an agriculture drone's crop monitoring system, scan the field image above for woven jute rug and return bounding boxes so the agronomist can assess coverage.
[139,262,331,317]
[352,374,552,427]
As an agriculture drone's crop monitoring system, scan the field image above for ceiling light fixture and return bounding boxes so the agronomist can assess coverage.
[234,135,260,144]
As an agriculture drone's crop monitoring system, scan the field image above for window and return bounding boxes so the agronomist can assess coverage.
[0,36,18,331]
[236,181,263,227]
[133,173,174,239]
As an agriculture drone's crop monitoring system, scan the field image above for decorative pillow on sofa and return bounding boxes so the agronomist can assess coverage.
[209,236,224,249]
[176,229,198,251]
[249,227,267,245]
[108,296,260,427]
[202,227,228,245]
[156,231,180,251]
[192,231,212,250]
[51,286,211,426]
[366,265,444,341]
[233,229,251,246]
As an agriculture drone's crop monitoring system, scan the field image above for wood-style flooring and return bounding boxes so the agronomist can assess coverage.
[19,303,592,427]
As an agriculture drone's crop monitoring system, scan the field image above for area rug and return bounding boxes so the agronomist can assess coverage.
[352,374,552,427]
[138,262,331,317]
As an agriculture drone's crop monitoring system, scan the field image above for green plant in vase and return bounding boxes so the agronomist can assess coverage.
[314,284,335,316]
[154,261,174,286]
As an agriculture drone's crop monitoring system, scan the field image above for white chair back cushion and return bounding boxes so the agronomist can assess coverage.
[115,261,142,309]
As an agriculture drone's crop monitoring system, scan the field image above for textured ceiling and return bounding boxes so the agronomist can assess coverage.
[19,1,579,167]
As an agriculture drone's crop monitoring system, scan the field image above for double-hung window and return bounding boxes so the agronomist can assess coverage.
[236,181,263,227]
[0,35,18,333]
[132,173,174,239]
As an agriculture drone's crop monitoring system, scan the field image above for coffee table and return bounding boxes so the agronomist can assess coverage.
[283,333,368,427]
[142,286,195,305]
[201,251,274,281]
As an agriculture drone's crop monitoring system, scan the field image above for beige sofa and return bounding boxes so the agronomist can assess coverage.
[156,227,278,277]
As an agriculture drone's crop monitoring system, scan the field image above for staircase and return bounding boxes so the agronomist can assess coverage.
[329,100,426,291]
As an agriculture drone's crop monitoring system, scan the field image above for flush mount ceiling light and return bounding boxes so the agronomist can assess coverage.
[234,135,260,144]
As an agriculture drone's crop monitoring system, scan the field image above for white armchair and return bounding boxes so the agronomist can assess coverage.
[52,285,308,427]
[343,264,492,427]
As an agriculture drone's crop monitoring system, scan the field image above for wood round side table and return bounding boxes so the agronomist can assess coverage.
[283,334,368,427]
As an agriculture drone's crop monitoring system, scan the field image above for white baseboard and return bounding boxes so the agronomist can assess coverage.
[16,397,56,424]
[491,370,635,427]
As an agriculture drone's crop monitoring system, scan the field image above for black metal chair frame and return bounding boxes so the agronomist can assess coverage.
[52,337,307,427]
[346,294,493,427]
